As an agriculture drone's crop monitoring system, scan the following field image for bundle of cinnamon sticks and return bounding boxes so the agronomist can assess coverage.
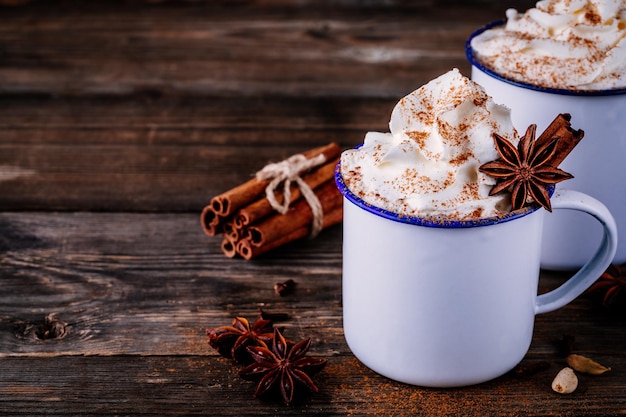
[201,143,343,260]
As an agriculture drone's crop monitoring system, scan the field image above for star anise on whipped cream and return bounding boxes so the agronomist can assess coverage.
[479,124,574,212]
[240,327,327,406]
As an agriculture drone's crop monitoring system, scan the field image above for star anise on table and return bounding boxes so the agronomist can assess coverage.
[240,327,327,406]
[479,124,573,212]
[587,264,626,310]
[206,316,275,364]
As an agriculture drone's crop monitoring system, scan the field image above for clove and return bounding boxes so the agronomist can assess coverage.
[274,279,296,296]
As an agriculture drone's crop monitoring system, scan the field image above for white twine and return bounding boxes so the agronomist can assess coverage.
[256,153,326,238]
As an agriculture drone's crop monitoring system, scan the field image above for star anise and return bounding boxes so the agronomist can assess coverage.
[240,327,327,406]
[587,264,626,310]
[479,124,573,212]
[206,316,275,364]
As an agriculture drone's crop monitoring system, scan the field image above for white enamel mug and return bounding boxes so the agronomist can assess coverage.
[467,21,626,269]
[336,164,617,387]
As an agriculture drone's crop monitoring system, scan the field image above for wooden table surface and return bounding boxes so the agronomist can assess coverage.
[2,1,626,416]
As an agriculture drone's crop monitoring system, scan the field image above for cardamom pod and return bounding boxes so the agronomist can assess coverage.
[566,354,611,375]
[552,367,578,394]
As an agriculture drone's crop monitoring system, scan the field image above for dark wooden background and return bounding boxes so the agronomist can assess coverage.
[2,1,626,416]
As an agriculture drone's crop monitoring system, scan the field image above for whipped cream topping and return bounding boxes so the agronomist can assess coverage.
[470,0,626,90]
[340,69,518,221]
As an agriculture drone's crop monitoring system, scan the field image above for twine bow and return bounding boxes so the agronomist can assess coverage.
[256,153,326,238]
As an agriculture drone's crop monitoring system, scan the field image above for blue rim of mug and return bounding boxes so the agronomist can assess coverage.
[466,20,626,97]
[335,157,553,229]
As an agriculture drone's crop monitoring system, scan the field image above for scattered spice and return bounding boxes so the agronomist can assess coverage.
[586,264,626,310]
[240,328,327,406]
[552,367,578,394]
[479,124,573,212]
[207,315,326,406]
[566,354,611,375]
[206,316,274,364]
[512,360,551,378]
[274,279,296,296]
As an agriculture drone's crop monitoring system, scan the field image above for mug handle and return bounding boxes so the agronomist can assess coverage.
[535,189,618,315]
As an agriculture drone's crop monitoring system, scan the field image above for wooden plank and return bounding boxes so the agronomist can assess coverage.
[0,95,394,146]
[0,0,538,8]
[0,1,535,212]
[0,211,624,354]
[0,211,626,415]
[0,354,625,416]
[0,212,345,356]
[0,95,392,212]
[2,212,625,357]
[0,2,534,98]
[0,91,391,212]
[0,142,347,211]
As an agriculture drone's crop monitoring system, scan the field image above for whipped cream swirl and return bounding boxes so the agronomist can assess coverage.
[340,69,517,221]
[471,0,626,90]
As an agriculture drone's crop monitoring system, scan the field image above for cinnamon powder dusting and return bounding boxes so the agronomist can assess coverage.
[471,1,626,90]
[584,3,602,25]
[406,130,429,148]
[340,69,519,221]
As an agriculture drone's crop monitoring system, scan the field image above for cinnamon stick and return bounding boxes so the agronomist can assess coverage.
[221,235,238,258]
[210,177,269,217]
[535,113,584,167]
[245,180,342,247]
[208,142,341,217]
[237,205,343,260]
[201,205,223,236]
[201,142,343,258]
[222,220,240,242]
[235,157,339,227]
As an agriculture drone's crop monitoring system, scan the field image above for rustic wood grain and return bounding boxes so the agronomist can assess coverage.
[1,211,626,416]
[0,96,393,146]
[1,355,625,417]
[0,1,536,212]
[0,142,315,211]
[2,1,624,416]
[0,212,344,356]
[0,96,388,211]
[0,2,532,98]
